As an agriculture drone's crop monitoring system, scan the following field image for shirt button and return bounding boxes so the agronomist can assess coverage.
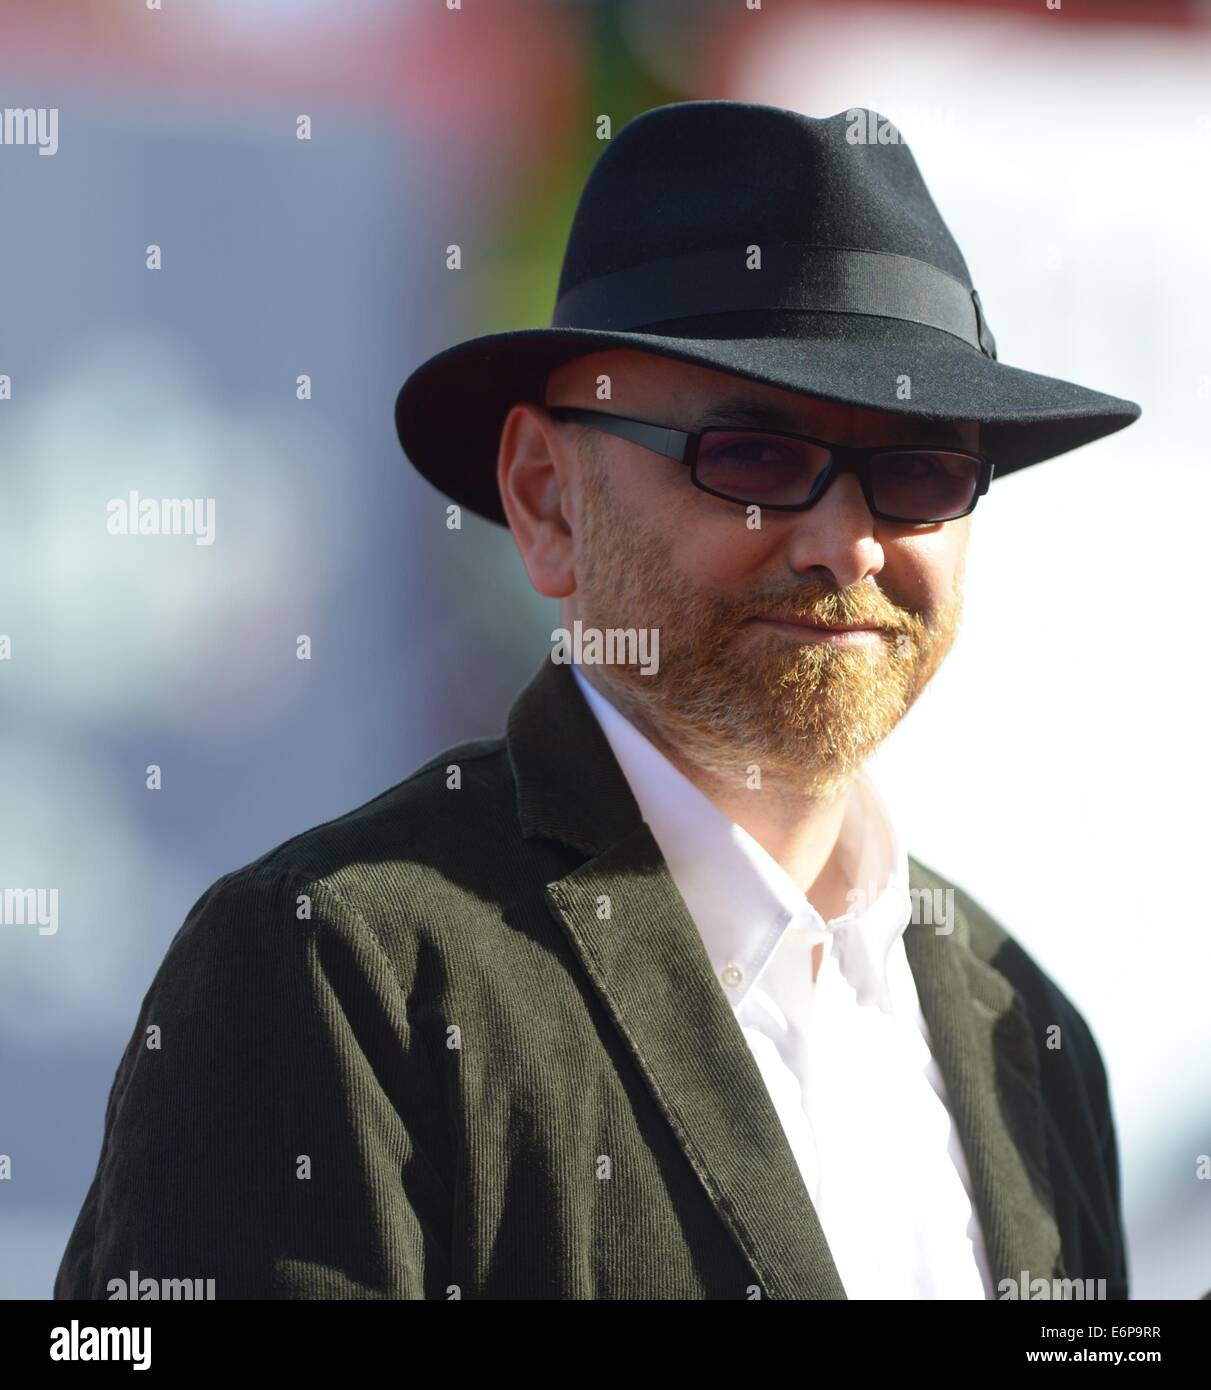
[720,964,744,988]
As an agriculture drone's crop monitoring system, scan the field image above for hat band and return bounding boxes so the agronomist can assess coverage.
[551,244,997,359]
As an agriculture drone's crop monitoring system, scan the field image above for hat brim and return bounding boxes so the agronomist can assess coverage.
[394,312,1141,527]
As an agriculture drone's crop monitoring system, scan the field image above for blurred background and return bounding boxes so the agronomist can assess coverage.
[1,0,1207,1300]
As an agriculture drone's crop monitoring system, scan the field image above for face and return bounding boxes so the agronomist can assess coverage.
[498,348,977,798]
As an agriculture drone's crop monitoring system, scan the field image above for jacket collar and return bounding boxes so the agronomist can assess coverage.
[570,662,913,1016]
[507,656,1063,1298]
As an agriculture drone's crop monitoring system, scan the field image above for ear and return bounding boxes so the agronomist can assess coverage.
[498,402,578,599]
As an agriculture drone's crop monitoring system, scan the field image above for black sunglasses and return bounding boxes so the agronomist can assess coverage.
[548,406,993,524]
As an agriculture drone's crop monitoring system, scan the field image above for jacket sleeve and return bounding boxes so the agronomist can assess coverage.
[1088,1022,1130,1300]
[53,865,454,1299]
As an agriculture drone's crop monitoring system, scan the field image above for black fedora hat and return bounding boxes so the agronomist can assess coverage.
[394,99,1141,527]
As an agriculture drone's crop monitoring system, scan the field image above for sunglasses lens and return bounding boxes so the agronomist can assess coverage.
[694,431,982,519]
[694,431,831,505]
[871,450,980,520]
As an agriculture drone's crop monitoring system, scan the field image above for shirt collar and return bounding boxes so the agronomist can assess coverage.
[571,663,912,1013]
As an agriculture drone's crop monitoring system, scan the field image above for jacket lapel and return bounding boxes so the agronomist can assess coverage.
[902,874,1065,1293]
[506,655,1063,1298]
[507,656,845,1298]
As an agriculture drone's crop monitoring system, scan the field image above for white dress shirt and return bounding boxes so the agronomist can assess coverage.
[572,663,994,1299]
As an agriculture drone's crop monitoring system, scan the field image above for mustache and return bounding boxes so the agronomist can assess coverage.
[729,584,915,630]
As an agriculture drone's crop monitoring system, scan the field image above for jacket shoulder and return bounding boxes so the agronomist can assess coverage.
[908,853,1104,1061]
[251,733,512,876]
[160,732,525,992]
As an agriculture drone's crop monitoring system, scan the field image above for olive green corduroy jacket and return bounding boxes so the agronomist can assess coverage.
[55,656,1127,1300]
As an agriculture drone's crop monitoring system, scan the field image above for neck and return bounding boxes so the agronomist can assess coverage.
[581,666,859,917]
[699,758,856,920]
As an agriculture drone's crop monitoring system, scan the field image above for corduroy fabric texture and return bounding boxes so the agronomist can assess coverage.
[54,657,1127,1300]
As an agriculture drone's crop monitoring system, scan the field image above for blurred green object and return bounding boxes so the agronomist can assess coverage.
[482,0,683,336]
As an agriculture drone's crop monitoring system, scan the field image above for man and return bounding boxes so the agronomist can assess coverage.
[56,101,1139,1300]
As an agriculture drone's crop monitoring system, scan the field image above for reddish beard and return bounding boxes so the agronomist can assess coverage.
[572,463,963,795]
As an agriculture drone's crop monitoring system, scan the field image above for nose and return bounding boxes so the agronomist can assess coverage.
[780,469,884,590]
